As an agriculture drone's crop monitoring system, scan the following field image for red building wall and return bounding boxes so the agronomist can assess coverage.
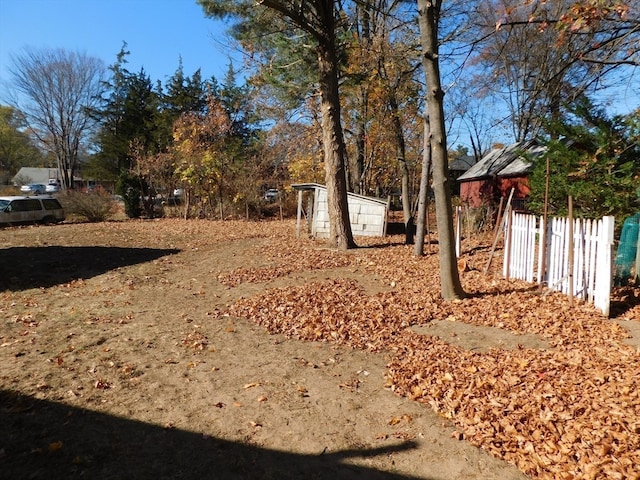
[460,176,530,208]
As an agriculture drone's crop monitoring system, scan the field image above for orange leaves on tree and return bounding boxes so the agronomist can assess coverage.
[171,94,233,198]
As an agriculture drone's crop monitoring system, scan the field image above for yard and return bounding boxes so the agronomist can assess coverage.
[1,219,638,479]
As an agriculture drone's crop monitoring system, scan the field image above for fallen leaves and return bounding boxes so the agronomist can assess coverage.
[221,227,640,480]
[180,330,208,351]
[2,219,639,480]
[94,379,112,390]
[388,414,412,426]
[48,441,63,452]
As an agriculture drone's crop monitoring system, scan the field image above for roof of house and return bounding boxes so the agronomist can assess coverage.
[11,167,61,185]
[449,155,476,172]
[457,140,547,182]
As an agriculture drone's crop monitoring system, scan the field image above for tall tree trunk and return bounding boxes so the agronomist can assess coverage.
[317,37,356,250]
[389,96,412,242]
[352,5,371,195]
[417,0,465,299]
[414,114,431,255]
[353,92,366,195]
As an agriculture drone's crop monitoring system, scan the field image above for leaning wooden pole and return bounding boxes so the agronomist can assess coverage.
[493,196,505,239]
[485,188,515,274]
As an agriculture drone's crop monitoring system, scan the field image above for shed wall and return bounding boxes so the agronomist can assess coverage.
[311,187,387,238]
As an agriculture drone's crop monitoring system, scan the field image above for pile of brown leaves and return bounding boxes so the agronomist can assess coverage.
[225,230,640,480]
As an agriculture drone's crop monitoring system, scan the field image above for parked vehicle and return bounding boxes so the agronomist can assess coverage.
[20,184,47,195]
[46,179,61,193]
[0,196,65,226]
[264,188,279,201]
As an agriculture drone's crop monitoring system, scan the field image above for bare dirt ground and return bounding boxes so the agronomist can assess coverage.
[1,219,638,480]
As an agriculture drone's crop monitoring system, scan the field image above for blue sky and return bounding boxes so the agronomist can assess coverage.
[0,0,636,149]
[0,0,240,94]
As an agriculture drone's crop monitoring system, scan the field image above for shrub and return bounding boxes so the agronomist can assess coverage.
[60,190,120,222]
[116,172,142,219]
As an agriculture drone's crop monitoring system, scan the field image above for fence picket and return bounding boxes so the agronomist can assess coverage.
[503,212,614,316]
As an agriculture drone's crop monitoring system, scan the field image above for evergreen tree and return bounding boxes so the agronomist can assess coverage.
[88,45,131,181]
[164,62,209,117]
[92,45,163,176]
[528,99,640,221]
[219,63,257,145]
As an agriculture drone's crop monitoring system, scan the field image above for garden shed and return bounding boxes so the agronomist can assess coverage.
[291,183,389,238]
[457,140,546,209]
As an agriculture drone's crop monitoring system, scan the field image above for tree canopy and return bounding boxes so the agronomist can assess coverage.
[0,106,44,183]
[528,100,640,222]
[3,0,636,237]
[7,47,105,189]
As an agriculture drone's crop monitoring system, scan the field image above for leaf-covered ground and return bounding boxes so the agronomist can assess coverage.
[221,223,640,480]
[1,218,638,480]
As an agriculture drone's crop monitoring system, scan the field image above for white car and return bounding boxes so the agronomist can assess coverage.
[0,196,65,225]
[20,184,47,195]
[264,189,279,201]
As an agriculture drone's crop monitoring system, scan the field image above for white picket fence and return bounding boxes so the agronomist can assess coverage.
[503,212,615,316]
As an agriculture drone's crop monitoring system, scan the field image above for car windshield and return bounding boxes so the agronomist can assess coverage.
[0,200,9,209]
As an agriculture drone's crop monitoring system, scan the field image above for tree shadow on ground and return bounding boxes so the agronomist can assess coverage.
[0,390,428,480]
[0,246,180,291]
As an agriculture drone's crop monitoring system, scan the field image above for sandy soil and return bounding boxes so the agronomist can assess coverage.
[1,219,637,479]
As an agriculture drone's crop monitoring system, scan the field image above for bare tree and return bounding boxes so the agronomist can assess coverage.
[469,0,639,140]
[8,48,105,189]
[417,0,466,299]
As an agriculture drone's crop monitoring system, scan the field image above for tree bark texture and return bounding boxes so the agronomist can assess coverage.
[417,0,465,299]
[389,96,412,241]
[353,93,367,195]
[317,33,356,249]
[414,113,431,256]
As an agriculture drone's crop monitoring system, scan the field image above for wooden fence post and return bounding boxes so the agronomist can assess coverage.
[455,205,462,257]
[504,209,513,280]
[296,189,303,238]
[568,196,574,305]
[504,212,614,316]
[595,216,615,317]
[486,188,514,274]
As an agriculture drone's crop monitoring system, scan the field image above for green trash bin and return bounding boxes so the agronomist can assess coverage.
[614,213,640,284]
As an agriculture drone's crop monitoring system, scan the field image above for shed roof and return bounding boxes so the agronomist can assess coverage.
[457,140,546,182]
[291,183,388,206]
[291,182,323,191]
